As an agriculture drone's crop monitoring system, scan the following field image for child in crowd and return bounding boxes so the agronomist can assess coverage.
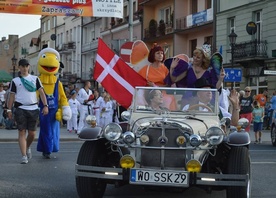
[67,90,80,133]
[252,100,264,144]
[99,95,113,127]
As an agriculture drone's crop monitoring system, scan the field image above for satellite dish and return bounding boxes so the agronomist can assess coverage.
[50,34,56,41]
[246,22,257,35]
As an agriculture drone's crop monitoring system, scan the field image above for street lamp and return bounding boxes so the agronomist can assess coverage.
[228,29,237,88]
[11,54,17,78]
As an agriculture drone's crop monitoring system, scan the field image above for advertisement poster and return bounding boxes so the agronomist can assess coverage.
[0,0,123,17]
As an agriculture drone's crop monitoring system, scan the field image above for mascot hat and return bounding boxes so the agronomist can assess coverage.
[38,48,60,61]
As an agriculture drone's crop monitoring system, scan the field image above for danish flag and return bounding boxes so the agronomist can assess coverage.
[94,38,147,109]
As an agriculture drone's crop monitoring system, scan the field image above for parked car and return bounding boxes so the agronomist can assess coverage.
[75,87,251,198]
[271,110,276,146]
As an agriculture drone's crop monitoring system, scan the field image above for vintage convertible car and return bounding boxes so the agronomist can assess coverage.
[75,87,251,198]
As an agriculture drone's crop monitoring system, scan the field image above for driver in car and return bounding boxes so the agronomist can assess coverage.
[182,78,214,112]
[182,77,240,127]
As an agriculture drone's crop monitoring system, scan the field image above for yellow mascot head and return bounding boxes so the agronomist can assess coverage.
[38,48,60,75]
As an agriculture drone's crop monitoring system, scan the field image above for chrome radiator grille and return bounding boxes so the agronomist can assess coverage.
[140,127,187,168]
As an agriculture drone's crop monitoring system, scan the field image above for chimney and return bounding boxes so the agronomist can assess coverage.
[1,37,6,41]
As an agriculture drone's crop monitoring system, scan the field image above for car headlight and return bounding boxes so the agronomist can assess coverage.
[189,134,202,147]
[205,126,224,145]
[122,131,135,144]
[85,115,97,127]
[103,123,122,141]
[186,159,202,172]
[120,155,135,168]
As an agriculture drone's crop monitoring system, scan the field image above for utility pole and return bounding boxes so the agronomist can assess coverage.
[129,0,133,42]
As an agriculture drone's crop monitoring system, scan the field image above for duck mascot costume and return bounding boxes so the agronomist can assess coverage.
[36,47,72,159]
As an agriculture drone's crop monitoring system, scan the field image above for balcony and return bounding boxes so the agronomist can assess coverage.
[233,40,268,59]
[82,39,99,53]
[175,8,213,31]
[57,42,76,54]
[144,23,173,40]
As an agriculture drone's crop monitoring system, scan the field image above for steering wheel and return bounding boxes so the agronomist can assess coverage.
[188,104,213,112]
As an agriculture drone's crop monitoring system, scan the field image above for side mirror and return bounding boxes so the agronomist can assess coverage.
[220,117,231,128]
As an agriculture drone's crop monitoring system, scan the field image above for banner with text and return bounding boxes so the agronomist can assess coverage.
[0,0,123,17]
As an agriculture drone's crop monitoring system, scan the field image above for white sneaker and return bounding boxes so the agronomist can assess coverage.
[27,147,32,159]
[21,156,28,164]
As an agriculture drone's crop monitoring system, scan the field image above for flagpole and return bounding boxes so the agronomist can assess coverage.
[129,0,133,42]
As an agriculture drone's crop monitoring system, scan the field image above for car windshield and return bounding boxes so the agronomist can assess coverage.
[133,87,219,115]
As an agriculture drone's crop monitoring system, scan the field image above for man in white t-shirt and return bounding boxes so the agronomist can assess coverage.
[6,59,49,164]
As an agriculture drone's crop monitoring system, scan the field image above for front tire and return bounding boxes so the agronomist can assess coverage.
[271,124,276,147]
[76,141,107,198]
[226,147,251,198]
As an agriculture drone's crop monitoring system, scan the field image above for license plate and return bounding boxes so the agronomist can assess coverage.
[130,169,189,187]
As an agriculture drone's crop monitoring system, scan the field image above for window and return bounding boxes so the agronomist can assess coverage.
[47,19,51,31]
[191,0,198,14]
[163,45,170,59]
[70,29,73,42]
[254,10,262,42]
[52,17,56,28]
[204,36,213,52]
[160,7,171,25]
[124,5,128,18]
[249,76,267,95]
[229,17,235,32]
[190,39,197,57]
[42,22,46,33]
[228,17,235,47]
[206,0,212,9]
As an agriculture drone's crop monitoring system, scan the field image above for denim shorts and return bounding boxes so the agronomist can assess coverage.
[253,122,263,132]
[14,108,39,131]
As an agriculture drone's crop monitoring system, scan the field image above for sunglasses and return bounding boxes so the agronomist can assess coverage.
[245,90,251,92]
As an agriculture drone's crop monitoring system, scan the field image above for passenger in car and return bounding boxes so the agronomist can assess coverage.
[144,89,168,111]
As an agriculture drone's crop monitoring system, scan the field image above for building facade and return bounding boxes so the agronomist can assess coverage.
[217,0,276,95]
[2,0,275,96]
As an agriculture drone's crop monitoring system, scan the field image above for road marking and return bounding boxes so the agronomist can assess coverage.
[250,150,276,152]
[251,162,276,164]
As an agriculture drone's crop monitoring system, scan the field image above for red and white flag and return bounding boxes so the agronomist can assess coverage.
[94,38,147,109]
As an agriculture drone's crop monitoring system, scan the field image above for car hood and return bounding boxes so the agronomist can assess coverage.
[130,113,220,135]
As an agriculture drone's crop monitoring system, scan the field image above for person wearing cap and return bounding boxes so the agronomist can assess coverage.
[67,90,80,133]
[6,58,49,164]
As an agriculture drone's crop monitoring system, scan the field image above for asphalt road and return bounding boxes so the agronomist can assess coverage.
[0,141,275,198]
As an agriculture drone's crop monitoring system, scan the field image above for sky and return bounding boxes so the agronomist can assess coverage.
[0,13,41,39]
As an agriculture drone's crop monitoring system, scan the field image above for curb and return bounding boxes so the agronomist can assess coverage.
[0,138,81,143]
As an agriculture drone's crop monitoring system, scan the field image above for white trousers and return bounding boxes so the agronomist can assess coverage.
[67,113,78,131]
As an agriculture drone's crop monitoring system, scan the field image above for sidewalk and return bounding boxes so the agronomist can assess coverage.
[0,126,80,142]
[0,125,272,143]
